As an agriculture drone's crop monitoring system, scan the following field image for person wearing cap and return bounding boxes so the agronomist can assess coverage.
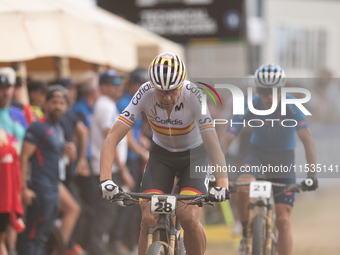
[57,78,88,255]
[0,67,27,153]
[27,81,48,122]
[89,69,134,255]
[18,85,77,255]
[108,68,151,253]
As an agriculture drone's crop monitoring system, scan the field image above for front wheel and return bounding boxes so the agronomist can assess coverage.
[178,238,186,255]
[252,215,267,255]
[148,242,167,255]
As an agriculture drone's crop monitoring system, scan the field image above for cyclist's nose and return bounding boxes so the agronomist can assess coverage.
[164,93,172,101]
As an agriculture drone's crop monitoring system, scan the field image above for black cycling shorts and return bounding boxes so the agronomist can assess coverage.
[237,144,296,207]
[140,141,210,195]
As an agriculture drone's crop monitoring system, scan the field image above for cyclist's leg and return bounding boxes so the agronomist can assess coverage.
[272,178,295,255]
[138,143,176,255]
[269,149,295,255]
[235,144,260,237]
[177,143,210,255]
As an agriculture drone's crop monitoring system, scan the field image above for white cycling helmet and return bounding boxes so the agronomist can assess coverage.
[148,52,186,90]
[254,63,285,87]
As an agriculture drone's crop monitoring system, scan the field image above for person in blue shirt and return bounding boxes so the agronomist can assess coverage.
[221,64,318,255]
[71,73,100,253]
[18,85,76,255]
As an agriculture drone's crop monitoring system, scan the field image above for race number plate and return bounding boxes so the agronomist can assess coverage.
[249,181,272,199]
[151,195,177,215]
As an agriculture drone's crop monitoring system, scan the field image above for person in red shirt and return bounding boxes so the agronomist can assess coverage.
[0,129,24,255]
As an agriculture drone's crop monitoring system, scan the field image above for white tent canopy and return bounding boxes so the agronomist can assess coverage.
[0,0,184,71]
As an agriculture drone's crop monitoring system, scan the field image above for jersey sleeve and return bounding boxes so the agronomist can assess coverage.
[190,84,215,133]
[117,83,150,128]
[24,121,45,146]
[286,94,308,131]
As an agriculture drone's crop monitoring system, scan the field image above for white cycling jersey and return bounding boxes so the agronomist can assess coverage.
[118,80,214,152]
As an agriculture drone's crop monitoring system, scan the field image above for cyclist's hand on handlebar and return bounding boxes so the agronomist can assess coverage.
[99,180,119,200]
[209,187,230,202]
[301,177,318,191]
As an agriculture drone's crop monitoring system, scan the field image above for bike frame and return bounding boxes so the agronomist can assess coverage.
[245,197,275,255]
[146,213,178,255]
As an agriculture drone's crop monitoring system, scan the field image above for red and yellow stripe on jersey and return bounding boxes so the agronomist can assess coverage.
[118,116,133,127]
[180,188,202,196]
[149,121,195,136]
[199,124,214,131]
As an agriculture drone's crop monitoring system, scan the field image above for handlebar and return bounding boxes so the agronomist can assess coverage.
[111,191,216,207]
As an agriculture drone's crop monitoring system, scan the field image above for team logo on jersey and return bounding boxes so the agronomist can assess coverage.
[155,102,163,109]
[132,83,152,105]
[147,105,183,125]
[199,117,212,124]
[122,110,130,117]
[175,102,184,112]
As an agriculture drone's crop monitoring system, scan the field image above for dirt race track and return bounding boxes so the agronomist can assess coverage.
[205,181,340,255]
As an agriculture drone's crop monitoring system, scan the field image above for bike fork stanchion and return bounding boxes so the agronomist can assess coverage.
[146,227,154,255]
[265,204,273,255]
[169,228,176,255]
[246,203,256,255]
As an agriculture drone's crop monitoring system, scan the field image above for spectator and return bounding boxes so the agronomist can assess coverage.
[89,69,133,255]
[57,78,88,255]
[11,72,33,125]
[0,67,28,255]
[72,72,99,253]
[0,129,24,255]
[109,68,150,253]
[27,81,48,122]
[0,67,28,152]
[18,85,76,255]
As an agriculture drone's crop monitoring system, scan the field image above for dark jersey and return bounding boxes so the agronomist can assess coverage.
[24,120,65,192]
[60,109,80,177]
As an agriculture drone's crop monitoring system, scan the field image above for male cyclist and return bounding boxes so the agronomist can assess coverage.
[220,64,318,255]
[99,52,229,255]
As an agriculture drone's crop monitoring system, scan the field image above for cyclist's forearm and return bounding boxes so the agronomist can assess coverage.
[100,134,117,181]
[210,149,229,188]
[216,178,229,189]
[304,142,317,178]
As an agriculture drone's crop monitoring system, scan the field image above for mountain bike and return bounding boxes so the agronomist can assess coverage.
[111,191,216,255]
[229,181,307,255]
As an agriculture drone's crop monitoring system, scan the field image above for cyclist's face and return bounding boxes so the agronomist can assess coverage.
[257,87,281,110]
[156,87,182,110]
